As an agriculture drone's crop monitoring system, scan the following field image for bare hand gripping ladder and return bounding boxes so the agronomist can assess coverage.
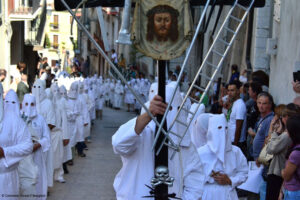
[153,0,256,158]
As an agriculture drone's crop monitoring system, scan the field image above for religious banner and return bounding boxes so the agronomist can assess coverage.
[131,0,193,60]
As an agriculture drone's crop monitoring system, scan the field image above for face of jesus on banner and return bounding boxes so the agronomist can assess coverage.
[146,5,179,43]
[154,12,172,40]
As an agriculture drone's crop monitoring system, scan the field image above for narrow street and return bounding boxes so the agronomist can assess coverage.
[48,107,136,200]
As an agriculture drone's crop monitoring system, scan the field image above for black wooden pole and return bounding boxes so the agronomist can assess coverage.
[154,60,168,200]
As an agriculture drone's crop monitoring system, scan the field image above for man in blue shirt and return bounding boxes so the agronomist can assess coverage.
[248,92,274,160]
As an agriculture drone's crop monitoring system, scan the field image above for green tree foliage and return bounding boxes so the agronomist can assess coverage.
[45,34,50,48]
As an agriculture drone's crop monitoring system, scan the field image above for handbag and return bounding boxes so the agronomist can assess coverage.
[258,144,273,166]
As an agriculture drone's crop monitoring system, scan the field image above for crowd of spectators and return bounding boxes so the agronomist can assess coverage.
[170,63,300,200]
[206,64,300,200]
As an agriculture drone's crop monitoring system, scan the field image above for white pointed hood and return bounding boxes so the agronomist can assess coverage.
[21,94,37,120]
[45,88,53,101]
[51,83,60,98]
[206,114,228,165]
[68,81,78,99]
[2,90,23,134]
[59,85,67,99]
[78,81,84,94]
[32,79,47,113]
[51,83,61,109]
[4,90,20,117]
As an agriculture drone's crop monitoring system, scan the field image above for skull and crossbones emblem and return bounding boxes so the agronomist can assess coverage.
[151,166,174,188]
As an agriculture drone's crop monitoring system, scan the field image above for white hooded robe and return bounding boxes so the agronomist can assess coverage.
[21,94,51,200]
[96,79,105,110]
[32,79,56,187]
[58,86,72,162]
[0,89,33,200]
[114,81,124,108]
[112,83,204,200]
[197,114,248,200]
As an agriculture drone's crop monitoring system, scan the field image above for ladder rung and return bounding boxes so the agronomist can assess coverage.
[164,142,179,151]
[193,84,205,92]
[206,61,218,69]
[188,96,198,103]
[236,3,248,11]
[169,130,183,138]
[175,119,188,127]
[217,38,230,46]
[224,27,236,34]
[230,15,242,23]
[212,49,225,57]
[182,106,195,115]
[199,73,212,80]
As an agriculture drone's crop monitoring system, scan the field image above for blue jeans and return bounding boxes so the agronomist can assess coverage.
[259,180,267,200]
[284,190,300,200]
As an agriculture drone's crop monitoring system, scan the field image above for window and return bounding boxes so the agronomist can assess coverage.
[28,0,33,7]
[54,15,59,23]
[53,35,59,49]
[53,15,59,29]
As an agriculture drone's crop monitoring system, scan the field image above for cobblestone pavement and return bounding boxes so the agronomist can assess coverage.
[48,107,136,200]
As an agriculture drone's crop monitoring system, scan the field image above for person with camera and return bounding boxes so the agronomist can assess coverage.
[262,105,292,200]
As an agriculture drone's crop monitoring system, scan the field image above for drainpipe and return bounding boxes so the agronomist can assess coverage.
[246,8,254,74]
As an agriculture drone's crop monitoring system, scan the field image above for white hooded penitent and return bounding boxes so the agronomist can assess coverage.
[197,114,248,200]
[112,82,204,200]
[0,89,33,198]
[20,94,51,199]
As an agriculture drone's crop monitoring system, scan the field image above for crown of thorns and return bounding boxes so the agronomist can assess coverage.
[146,5,179,18]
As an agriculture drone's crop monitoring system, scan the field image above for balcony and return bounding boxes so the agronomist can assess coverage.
[50,22,59,31]
[52,43,59,49]
[9,0,42,20]
[25,0,47,47]
[48,42,59,52]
